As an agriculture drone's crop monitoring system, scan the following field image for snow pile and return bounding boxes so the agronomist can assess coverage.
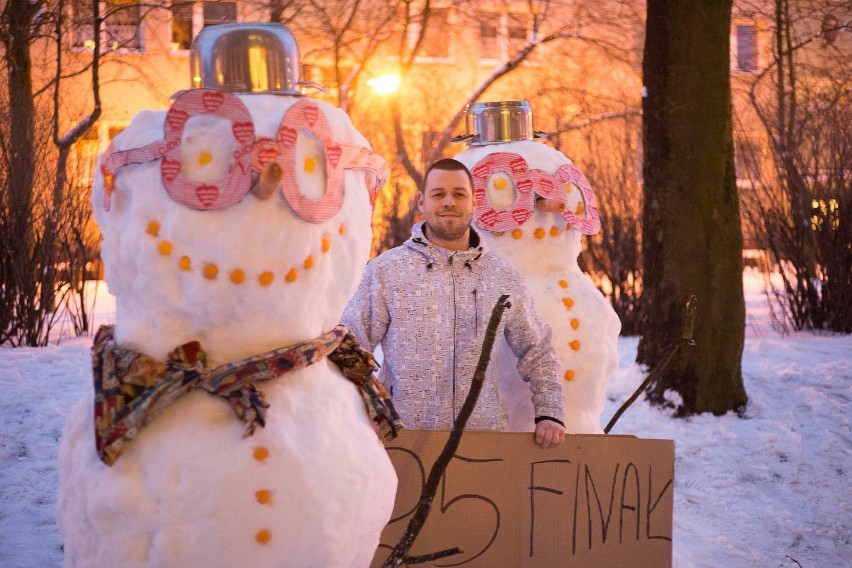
[455,140,621,433]
[53,93,397,568]
[0,278,849,567]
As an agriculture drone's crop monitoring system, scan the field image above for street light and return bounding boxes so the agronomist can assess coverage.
[367,73,401,95]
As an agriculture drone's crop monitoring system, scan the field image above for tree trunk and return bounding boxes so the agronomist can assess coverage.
[638,0,747,415]
[4,0,37,249]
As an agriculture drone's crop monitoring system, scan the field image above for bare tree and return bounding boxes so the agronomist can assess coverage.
[638,0,748,416]
[574,113,644,335]
[0,0,103,346]
[739,0,851,333]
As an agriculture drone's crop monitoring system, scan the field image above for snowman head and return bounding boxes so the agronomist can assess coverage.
[94,91,384,363]
[453,141,600,272]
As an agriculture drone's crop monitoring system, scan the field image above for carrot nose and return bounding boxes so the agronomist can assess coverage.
[536,198,566,213]
[251,162,283,200]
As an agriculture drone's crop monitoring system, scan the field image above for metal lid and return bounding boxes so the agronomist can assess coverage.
[190,23,302,95]
[458,100,547,145]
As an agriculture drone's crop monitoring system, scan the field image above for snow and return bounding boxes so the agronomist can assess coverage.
[2,270,850,566]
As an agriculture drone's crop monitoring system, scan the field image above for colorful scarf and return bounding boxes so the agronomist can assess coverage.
[92,324,402,466]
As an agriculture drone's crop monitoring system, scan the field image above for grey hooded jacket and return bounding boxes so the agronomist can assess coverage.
[342,222,564,430]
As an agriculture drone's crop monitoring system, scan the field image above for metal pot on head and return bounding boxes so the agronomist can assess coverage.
[190,23,311,95]
[453,100,548,145]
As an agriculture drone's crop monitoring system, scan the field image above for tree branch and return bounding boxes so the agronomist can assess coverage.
[604,295,696,433]
[382,295,512,567]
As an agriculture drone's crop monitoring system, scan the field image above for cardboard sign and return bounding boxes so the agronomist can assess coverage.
[371,431,674,568]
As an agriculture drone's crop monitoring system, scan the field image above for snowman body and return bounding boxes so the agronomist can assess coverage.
[57,94,396,567]
[455,141,621,434]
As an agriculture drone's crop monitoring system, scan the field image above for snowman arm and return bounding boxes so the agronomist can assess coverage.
[341,258,390,353]
[502,281,564,424]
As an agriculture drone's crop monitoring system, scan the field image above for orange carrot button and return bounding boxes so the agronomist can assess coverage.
[202,263,218,280]
[256,529,271,544]
[255,489,272,505]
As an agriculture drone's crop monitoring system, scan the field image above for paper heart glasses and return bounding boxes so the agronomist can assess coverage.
[470,152,601,235]
[99,89,387,224]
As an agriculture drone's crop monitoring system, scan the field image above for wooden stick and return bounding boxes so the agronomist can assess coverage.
[604,295,697,434]
[382,295,512,567]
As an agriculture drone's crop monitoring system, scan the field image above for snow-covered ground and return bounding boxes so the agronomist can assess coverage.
[1,271,849,567]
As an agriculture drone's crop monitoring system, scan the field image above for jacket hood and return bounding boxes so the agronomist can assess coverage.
[404,221,488,266]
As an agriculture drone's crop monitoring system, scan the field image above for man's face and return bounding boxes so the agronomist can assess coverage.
[417,168,476,246]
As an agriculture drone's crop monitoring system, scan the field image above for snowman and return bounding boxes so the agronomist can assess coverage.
[454,101,621,434]
[57,24,399,568]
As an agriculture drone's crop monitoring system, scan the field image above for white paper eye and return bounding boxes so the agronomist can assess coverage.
[179,115,238,184]
[485,171,518,211]
[563,181,588,219]
[293,128,328,200]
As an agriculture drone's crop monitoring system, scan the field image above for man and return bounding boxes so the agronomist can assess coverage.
[343,158,565,448]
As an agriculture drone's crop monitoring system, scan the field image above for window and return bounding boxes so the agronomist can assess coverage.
[507,13,528,54]
[104,0,140,50]
[71,0,95,48]
[736,25,756,72]
[417,8,450,59]
[477,11,531,62]
[73,126,100,190]
[171,3,194,50]
[735,139,762,184]
[71,0,139,50]
[480,20,498,57]
[204,1,237,28]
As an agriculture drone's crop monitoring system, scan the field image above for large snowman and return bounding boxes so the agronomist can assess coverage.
[454,101,621,434]
[57,24,398,568]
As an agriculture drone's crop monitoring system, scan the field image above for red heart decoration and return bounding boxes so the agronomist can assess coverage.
[478,209,498,229]
[278,126,297,148]
[231,121,254,145]
[511,208,532,225]
[165,109,189,133]
[196,184,219,207]
[161,159,181,182]
[516,179,534,192]
[472,162,490,179]
[303,105,320,127]
[201,90,226,113]
[327,145,342,168]
[509,156,528,174]
[253,139,281,168]
[539,178,553,193]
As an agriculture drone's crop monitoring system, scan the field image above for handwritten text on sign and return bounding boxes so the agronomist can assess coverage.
[371,431,674,568]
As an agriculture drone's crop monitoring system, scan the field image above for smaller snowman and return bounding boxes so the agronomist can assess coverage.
[454,101,621,434]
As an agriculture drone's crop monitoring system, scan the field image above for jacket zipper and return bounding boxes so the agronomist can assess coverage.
[473,288,478,336]
[449,254,457,422]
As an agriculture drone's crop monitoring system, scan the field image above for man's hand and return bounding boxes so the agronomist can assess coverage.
[535,419,565,448]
